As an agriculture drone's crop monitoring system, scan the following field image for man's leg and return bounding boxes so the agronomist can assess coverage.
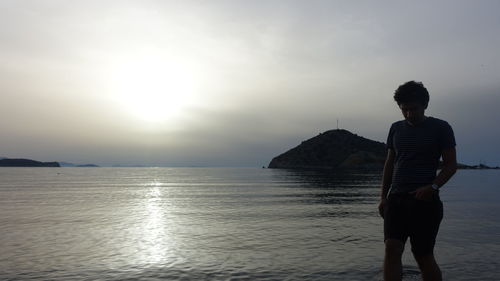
[411,198,443,281]
[384,239,405,281]
[414,253,442,281]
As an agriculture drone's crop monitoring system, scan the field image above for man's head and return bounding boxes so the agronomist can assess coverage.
[394,81,429,125]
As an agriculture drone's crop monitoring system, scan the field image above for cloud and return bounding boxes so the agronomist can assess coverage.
[1,1,499,166]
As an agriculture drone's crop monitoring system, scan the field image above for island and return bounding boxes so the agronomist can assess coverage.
[59,162,99,167]
[455,163,499,170]
[268,129,386,170]
[75,164,99,167]
[0,158,60,167]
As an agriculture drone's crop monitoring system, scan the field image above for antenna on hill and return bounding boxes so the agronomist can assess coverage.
[337,119,339,130]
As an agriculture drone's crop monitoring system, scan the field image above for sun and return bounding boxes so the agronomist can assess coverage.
[108,55,199,123]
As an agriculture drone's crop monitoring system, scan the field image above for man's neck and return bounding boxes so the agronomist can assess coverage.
[407,116,427,126]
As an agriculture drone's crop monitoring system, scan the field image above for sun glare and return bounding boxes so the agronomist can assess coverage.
[108,55,199,123]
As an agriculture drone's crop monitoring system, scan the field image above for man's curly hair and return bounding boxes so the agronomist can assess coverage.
[394,81,429,107]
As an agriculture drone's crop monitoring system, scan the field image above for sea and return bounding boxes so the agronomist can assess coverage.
[0,167,499,281]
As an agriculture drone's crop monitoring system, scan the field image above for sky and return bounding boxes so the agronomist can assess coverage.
[1,0,500,167]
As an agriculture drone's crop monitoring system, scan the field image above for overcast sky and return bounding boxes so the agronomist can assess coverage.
[1,0,499,167]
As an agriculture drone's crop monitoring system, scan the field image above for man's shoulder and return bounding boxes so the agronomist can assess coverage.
[390,120,405,128]
[426,116,452,128]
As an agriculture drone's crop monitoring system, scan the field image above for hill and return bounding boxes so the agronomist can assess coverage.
[268,129,386,170]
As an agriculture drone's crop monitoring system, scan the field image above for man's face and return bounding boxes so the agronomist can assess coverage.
[399,102,427,125]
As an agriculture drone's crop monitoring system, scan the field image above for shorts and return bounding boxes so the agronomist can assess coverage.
[383,193,443,257]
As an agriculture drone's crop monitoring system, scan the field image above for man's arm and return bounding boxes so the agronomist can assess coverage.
[433,147,457,188]
[379,149,395,217]
[381,149,395,199]
[414,147,457,201]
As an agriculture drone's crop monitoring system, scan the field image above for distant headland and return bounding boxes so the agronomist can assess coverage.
[268,129,499,170]
[0,158,60,167]
[0,158,99,167]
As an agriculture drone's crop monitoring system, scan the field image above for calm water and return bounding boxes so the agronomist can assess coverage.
[0,168,498,281]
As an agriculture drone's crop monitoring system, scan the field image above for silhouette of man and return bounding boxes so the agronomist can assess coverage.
[379,81,457,281]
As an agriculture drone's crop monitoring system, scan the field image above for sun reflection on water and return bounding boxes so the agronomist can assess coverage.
[137,181,171,265]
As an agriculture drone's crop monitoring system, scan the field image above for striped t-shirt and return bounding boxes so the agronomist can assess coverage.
[387,116,456,194]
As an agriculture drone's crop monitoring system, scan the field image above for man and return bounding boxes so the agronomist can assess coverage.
[379,81,457,281]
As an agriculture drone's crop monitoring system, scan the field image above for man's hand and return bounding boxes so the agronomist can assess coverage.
[378,199,387,218]
[411,185,435,201]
